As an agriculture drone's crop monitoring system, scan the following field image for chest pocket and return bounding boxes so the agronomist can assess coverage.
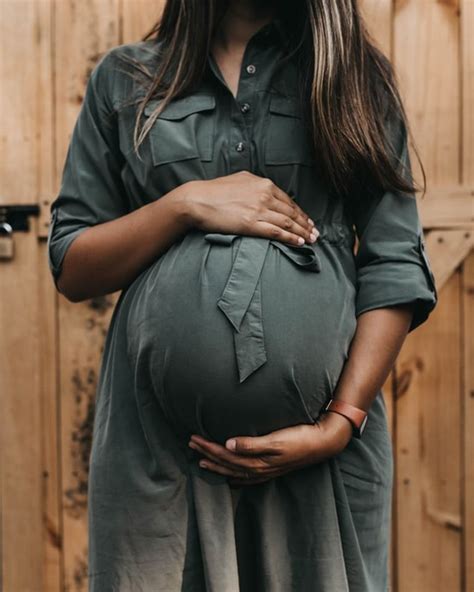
[264,94,315,167]
[143,94,216,166]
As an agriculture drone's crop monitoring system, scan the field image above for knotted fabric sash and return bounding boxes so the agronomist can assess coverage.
[203,233,322,383]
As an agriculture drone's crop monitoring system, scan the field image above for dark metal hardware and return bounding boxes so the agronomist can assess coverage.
[0,204,40,232]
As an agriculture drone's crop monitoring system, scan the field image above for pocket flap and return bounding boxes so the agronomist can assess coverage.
[143,94,216,120]
[269,94,302,118]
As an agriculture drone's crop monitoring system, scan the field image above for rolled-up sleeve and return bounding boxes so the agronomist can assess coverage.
[46,48,130,290]
[352,108,438,333]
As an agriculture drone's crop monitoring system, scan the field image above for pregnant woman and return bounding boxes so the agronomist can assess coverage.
[47,0,438,590]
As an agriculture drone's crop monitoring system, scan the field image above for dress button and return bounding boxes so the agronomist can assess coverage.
[241,102,251,113]
[235,142,245,152]
[246,64,256,75]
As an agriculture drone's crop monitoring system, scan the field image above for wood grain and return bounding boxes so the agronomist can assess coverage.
[462,251,474,592]
[0,0,59,590]
[120,0,165,43]
[461,0,474,588]
[394,0,462,590]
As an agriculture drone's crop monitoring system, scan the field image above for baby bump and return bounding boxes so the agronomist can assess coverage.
[125,226,358,445]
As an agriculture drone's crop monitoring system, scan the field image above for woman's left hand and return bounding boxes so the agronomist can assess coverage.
[188,411,354,486]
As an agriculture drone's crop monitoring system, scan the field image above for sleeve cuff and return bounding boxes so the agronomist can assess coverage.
[46,208,90,292]
[355,234,438,333]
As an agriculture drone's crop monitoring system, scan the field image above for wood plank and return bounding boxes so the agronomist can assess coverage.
[358,0,393,57]
[425,229,474,291]
[37,0,57,241]
[36,1,64,590]
[393,0,462,590]
[417,190,474,229]
[120,0,165,44]
[0,0,39,205]
[461,0,474,588]
[0,0,58,590]
[462,252,474,591]
[396,272,462,591]
[0,234,43,591]
[53,1,121,589]
[461,0,474,186]
[395,0,460,185]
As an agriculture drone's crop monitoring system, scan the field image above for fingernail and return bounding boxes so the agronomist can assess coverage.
[308,217,314,225]
[297,237,304,245]
[226,439,236,451]
[200,462,208,469]
[188,441,197,449]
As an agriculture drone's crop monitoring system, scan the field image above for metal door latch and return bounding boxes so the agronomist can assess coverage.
[0,204,40,260]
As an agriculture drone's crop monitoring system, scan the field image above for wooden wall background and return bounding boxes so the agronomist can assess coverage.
[0,0,472,590]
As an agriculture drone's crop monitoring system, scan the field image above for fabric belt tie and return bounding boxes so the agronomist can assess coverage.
[203,233,322,383]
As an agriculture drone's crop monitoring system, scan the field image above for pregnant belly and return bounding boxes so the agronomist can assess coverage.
[125,227,358,445]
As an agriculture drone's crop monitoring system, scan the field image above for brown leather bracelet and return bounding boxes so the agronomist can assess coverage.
[321,398,368,439]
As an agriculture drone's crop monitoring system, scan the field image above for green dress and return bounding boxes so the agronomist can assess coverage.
[47,18,438,592]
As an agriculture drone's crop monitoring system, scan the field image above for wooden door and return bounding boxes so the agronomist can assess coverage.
[0,2,162,590]
[1,1,472,590]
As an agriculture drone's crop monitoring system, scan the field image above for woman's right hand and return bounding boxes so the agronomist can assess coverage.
[179,170,319,246]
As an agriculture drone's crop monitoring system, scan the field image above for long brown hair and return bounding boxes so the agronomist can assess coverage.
[116,0,426,199]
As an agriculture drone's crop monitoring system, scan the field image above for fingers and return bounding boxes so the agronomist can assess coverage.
[253,178,320,246]
[270,184,313,227]
[259,211,319,246]
[225,435,282,456]
[227,173,320,246]
[189,437,269,472]
[269,195,316,238]
[189,436,259,469]
[251,220,317,247]
[192,443,250,472]
[198,458,251,480]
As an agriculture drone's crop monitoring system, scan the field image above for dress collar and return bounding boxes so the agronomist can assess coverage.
[204,15,291,88]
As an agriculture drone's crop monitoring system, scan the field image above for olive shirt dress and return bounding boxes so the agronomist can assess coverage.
[47,18,438,592]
